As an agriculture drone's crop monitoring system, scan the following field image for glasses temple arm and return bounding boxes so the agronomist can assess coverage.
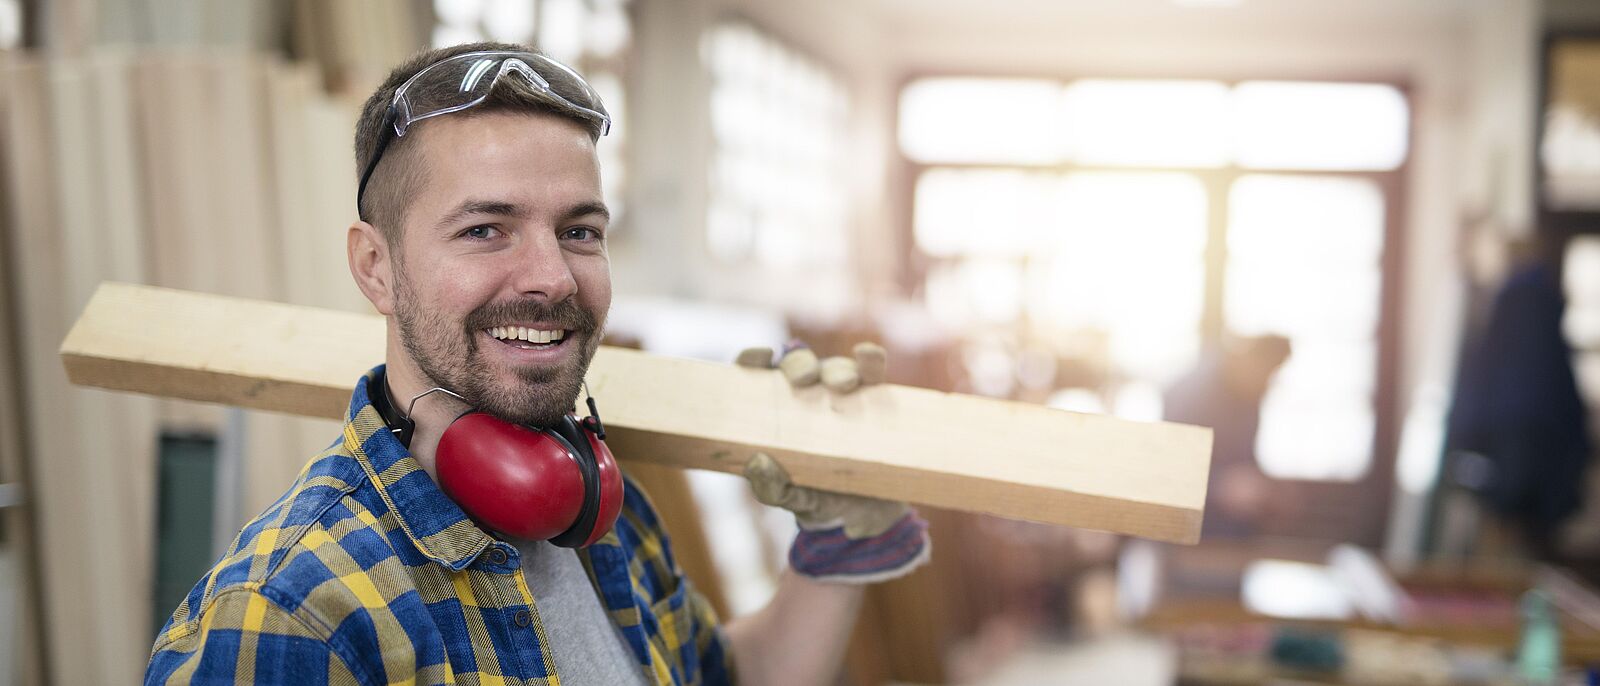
[356,108,398,222]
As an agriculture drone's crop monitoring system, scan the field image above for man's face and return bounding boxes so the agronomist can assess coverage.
[389,110,611,427]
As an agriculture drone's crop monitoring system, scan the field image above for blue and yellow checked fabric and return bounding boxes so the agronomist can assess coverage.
[146,367,733,685]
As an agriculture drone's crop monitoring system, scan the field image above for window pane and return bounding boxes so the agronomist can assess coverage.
[914,169,1054,258]
[1566,236,1600,349]
[1234,81,1408,171]
[587,0,632,58]
[537,0,589,65]
[1062,79,1230,168]
[434,0,486,26]
[1227,264,1380,340]
[483,0,537,43]
[1030,172,1208,382]
[1225,175,1385,481]
[589,71,627,219]
[0,0,20,49]
[900,78,1063,164]
[704,21,850,269]
[1565,236,1600,407]
[1227,176,1384,267]
[1256,387,1375,481]
[432,22,485,48]
[1541,41,1600,209]
[926,259,1025,326]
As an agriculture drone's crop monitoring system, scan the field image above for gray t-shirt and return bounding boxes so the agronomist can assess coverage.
[514,539,651,685]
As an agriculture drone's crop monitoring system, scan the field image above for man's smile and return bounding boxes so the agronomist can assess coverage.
[482,326,578,361]
[488,325,569,348]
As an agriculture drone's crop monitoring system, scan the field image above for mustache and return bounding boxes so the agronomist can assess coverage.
[464,298,598,333]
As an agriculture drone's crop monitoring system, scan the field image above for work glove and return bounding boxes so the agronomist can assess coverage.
[736,341,931,584]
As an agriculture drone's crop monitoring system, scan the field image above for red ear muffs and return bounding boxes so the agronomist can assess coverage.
[435,412,622,547]
[576,416,624,547]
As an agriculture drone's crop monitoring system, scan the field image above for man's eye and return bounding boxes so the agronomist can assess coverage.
[462,225,499,240]
[563,227,602,241]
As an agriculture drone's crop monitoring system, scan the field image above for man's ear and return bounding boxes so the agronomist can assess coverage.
[348,221,397,315]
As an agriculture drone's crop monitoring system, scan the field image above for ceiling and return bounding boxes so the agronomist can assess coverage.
[727,0,1489,80]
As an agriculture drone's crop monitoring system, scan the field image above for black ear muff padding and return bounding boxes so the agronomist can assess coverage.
[548,414,602,548]
[370,368,416,448]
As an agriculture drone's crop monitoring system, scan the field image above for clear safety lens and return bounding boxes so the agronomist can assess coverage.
[390,51,611,137]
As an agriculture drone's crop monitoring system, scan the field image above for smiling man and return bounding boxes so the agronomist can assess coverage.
[145,42,929,686]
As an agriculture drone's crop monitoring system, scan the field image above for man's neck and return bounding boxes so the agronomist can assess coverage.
[382,340,468,479]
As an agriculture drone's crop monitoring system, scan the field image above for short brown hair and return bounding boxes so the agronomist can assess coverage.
[353,41,608,241]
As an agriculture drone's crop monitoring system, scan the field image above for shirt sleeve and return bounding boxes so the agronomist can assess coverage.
[146,586,367,686]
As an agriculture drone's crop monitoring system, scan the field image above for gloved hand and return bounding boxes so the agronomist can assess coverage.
[736,341,931,584]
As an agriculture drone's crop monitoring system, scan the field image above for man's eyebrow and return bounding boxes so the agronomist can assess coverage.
[432,199,528,232]
[559,201,611,224]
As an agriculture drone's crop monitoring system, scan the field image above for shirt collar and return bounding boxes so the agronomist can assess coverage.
[343,365,495,571]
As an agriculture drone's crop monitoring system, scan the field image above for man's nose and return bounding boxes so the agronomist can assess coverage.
[511,232,578,302]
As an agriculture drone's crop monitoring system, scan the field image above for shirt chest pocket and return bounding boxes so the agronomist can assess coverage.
[645,580,703,681]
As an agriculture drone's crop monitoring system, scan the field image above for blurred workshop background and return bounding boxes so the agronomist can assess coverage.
[6,0,1600,684]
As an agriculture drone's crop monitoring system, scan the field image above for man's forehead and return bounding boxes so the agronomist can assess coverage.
[412,109,596,158]
[402,112,603,221]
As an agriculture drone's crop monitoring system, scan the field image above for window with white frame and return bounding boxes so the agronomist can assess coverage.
[701,21,850,269]
[900,77,1408,482]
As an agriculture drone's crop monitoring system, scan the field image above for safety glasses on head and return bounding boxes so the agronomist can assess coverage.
[357,50,612,221]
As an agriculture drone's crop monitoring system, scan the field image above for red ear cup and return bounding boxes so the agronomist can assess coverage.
[435,412,586,541]
[578,419,624,547]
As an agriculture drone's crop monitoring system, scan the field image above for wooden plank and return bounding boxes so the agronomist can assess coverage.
[61,282,1213,544]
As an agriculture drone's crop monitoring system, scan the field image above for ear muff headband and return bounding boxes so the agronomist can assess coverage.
[370,368,417,447]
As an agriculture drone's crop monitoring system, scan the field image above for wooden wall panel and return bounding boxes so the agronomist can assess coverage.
[0,56,50,686]
[2,54,162,684]
[0,48,408,681]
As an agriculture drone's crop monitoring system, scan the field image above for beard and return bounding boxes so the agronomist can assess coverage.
[392,266,603,428]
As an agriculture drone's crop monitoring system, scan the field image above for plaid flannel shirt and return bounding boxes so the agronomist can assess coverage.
[147,367,734,685]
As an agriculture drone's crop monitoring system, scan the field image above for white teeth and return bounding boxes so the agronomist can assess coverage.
[487,327,567,344]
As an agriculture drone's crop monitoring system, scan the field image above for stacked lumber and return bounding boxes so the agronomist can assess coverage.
[0,50,367,684]
[290,0,422,92]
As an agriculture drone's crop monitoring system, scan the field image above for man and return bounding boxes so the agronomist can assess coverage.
[1445,232,1589,560]
[1163,335,1291,539]
[146,42,928,685]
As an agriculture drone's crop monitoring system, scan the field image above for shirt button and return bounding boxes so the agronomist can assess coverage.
[514,610,533,627]
[486,547,508,565]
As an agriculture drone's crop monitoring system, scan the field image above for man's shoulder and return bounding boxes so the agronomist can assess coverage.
[613,472,671,541]
[155,441,403,645]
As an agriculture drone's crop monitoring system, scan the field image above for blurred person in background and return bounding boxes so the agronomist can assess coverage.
[1444,227,1590,560]
[144,42,928,685]
[1164,335,1294,539]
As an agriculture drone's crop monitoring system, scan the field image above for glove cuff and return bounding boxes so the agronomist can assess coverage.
[789,510,931,584]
